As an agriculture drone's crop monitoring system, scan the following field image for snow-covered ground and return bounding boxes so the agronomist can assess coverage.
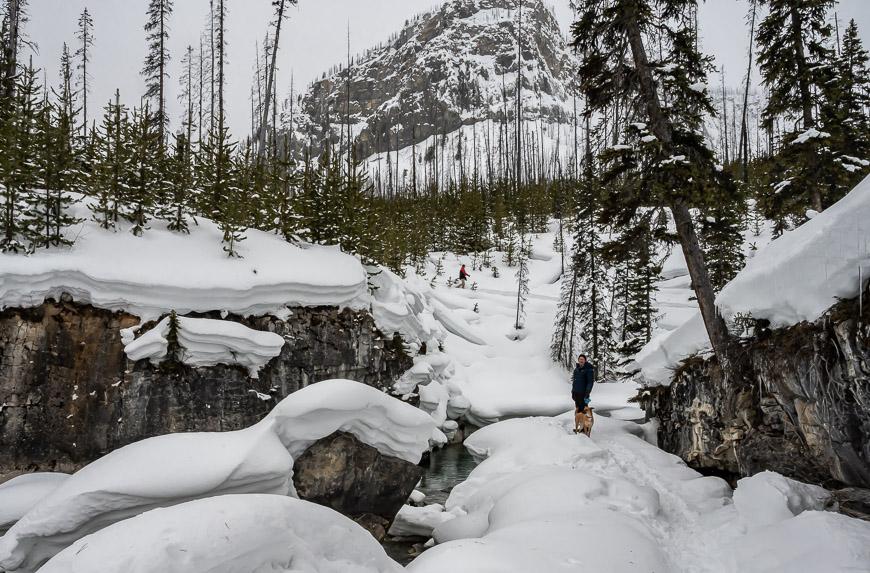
[407,415,870,573]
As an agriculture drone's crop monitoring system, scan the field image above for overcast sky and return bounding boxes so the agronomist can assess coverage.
[28,0,870,137]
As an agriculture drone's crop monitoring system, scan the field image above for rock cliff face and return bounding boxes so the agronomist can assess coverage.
[643,296,870,491]
[288,0,574,159]
[0,300,412,477]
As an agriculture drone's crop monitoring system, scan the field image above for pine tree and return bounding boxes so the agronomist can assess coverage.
[699,205,746,292]
[124,104,159,236]
[514,234,531,331]
[756,0,836,215]
[572,0,734,366]
[90,91,127,230]
[142,0,172,151]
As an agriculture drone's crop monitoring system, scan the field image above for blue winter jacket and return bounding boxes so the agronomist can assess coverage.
[572,362,595,400]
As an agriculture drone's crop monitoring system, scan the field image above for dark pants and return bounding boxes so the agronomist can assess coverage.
[572,392,587,412]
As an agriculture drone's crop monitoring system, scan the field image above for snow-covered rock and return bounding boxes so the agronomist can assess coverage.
[0,380,433,572]
[264,379,436,465]
[639,173,870,383]
[124,315,286,378]
[0,200,368,321]
[733,471,833,531]
[388,503,452,538]
[369,269,445,353]
[0,473,70,533]
[0,424,294,572]
[38,494,402,573]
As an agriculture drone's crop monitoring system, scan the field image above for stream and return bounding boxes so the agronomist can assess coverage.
[382,443,479,565]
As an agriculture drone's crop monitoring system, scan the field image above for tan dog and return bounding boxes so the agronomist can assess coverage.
[573,406,594,436]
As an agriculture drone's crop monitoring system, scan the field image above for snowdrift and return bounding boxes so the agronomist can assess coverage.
[639,173,870,383]
[0,380,433,572]
[38,494,402,573]
[0,200,368,321]
[124,315,286,377]
[0,473,69,534]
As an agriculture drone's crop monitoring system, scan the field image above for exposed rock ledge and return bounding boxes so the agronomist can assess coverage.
[642,295,870,508]
[0,300,412,477]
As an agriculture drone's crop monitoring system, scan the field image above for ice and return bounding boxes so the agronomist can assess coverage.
[124,315,286,378]
[39,494,402,573]
[0,380,432,571]
[0,198,368,321]
[0,473,69,534]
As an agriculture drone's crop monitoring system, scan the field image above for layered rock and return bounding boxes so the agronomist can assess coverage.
[0,300,411,477]
[642,296,870,490]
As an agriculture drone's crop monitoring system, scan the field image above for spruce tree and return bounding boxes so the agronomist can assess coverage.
[572,0,734,366]
[124,105,159,236]
[89,91,127,230]
[142,0,173,150]
[75,7,94,138]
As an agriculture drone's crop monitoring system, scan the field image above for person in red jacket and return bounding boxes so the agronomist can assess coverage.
[459,264,470,289]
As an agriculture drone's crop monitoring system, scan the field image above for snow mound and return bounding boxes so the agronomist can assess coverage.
[0,380,431,571]
[730,510,870,572]
[264,378,435,464]
[733,470,833,531]
[39,494,402,573]
[639,173,870,383]
[0,199,368,321]
[0,473,69,533]
[124,315,285,378]
[0,423,294,572]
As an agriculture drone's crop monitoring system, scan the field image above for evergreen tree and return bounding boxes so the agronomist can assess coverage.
[699,204,746,292]
[124,104,159,236]
[572,0,734,366]
[90,91,128,230]
[142,0,173,150]
[514,234,531,331]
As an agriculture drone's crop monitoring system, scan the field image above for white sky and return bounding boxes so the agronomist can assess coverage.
[28,0,870,138]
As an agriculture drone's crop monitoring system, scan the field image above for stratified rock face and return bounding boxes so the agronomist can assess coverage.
[0,301,412,476]
[293,431,423,540]
[290,0,574,159]
[645,298,870,489]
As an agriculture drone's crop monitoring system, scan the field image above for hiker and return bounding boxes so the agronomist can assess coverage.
[572,354,595,435]
[459,264,470,289]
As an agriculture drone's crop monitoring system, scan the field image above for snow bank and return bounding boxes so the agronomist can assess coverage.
[264,378,435,464]
[124,316,285,377]
[733,471,833,531]
[0,380,432,571]
[0,424,294,572]
[639,173,870,383]
[39,494,402,573]
[0,473,69,533]
[0,200,368,320]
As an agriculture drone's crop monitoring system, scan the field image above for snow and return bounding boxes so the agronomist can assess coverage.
[369,268,445,353]
[0,473,70,534]
[792,126,831,144]
[124,316,286,378]
[639,174,870,384]
[388,504,452,538]
[409,414,870,573]
[0,379,432,571]
[264,378,436,464]
[39,495,402,573]
[0,198,368,321]
[733,470,833,531]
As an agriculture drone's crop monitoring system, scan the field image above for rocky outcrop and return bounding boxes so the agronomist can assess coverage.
[0,300,412,477]
[293,431,424,540]
[643,296,870,490]
[289,0,574,159]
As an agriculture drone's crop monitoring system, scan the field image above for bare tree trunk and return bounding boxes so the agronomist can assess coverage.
[738,0,757,183]
[257,0,286,156]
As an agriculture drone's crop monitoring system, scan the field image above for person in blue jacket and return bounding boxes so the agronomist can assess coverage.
[572,354,595,434]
